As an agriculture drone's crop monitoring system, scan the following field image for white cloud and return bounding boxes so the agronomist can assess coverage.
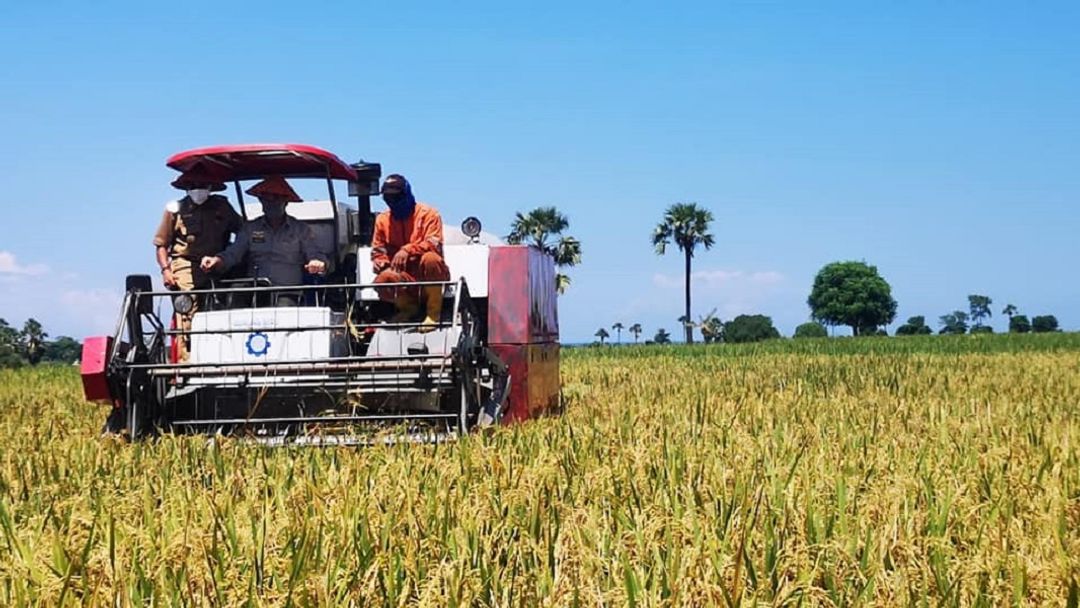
[651,268,785,289]
[0,280,123,337]
[0,251,49,276]
[748,271,784,285]
[609,267,795,334]
[61,289,124,335]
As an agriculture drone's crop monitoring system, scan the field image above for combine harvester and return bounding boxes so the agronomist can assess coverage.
[81,144,560,444]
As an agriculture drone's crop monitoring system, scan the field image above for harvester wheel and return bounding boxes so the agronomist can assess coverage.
[119,369,160,440]
[101,406,128,438]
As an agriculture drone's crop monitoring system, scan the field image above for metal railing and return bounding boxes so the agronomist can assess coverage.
[106,276,486,436]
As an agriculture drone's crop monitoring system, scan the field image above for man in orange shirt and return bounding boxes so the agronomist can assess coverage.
[372,174,450,331]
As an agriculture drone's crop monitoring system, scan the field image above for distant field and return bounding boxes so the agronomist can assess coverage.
[1,334,1078,606]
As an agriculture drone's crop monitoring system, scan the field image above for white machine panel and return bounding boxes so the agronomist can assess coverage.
[189,307,347,364]
[356,243,490,299]
[366,326,462,357]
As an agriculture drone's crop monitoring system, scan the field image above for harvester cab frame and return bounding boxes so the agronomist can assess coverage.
[81,144,560,444]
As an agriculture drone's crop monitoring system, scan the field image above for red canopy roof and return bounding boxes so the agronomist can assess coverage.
[166,144,358,181]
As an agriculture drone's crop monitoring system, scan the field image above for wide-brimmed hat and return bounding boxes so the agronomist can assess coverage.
[170,163,227,191]
[245,176,302,202]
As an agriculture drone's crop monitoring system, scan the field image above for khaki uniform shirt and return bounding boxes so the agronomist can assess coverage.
[153,195,242,259]
[217,215,328,287]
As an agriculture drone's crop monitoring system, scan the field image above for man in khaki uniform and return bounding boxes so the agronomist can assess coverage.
[154,163,242,360]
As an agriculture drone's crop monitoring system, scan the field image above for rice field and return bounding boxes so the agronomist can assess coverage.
[1,333,1079,606]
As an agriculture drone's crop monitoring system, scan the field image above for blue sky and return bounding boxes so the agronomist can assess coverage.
[1,1,1077,342]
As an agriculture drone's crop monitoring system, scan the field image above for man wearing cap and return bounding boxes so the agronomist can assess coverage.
[372,174,450,331]
[154,163,242,360]
[201,177,327,306]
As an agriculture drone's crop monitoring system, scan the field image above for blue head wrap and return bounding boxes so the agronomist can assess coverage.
[382,174,417,220]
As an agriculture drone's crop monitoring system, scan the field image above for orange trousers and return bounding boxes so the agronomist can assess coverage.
[374,251,450,301]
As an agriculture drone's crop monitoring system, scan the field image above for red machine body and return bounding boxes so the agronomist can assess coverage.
[80,335,113,403]
[487,246,560,422]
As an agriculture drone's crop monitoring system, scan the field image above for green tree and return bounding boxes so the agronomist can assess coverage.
[44,336,82,363]
[652,203,715,343]
[629,323,643,343]
[652,328,672,344]
[723,314,781,343]
[0,319,16,343]
[1002,304,1017,319]
[506,206,582,294]
[1031,315,1059,333]
[895,315,933,336]
[1009,314,1031,333]
[594,328,609,345]
[968,295,992,330]
[0,319,24,368]
[611,322,624,345]
[0,318,18,344]
[938,311,969,335]
[807,261,897,336]
[793,321,828,339]
[20,318,47,366]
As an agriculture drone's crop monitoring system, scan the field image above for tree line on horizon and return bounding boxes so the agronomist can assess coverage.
[803,260,1060,338]
[3,206,1065,357]
[500,202,1065,345]
[592,289,1062,346]
[0,318,82,368]
[594,313,783,345]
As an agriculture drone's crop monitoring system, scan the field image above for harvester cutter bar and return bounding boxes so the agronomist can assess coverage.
[150,362,452,378]
[170,413,457,426]
[249,432,460,447]
[163,320,455,336]
[136,353,450,372]
[175,379,457,391]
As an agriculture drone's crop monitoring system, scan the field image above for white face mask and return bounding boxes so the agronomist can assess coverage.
[187,189,210,205]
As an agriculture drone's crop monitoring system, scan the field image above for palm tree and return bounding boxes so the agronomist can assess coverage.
[594,328,609,345]
[652,203,715,343]
[506,206,582,294]
[968,295,992,329]
[20,318,47,366]
[629,323,643,343]
[1003,304,1017,319]
[677,315,697,342]
[611,322,624,344]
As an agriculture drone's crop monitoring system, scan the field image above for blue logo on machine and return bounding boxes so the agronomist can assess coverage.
[245,332,271,357]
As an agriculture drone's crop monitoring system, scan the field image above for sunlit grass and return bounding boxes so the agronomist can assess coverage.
[1,334,1078,605]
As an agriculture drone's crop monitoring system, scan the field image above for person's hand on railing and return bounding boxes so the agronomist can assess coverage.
[305,260,327,275]
[200,256,222,272]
